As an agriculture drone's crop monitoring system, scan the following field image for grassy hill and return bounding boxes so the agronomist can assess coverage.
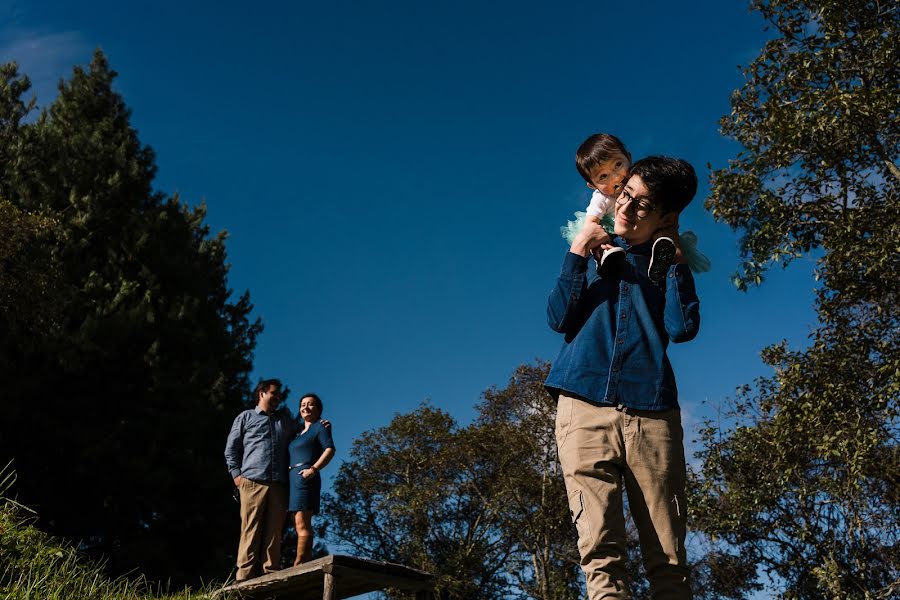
[0,465,231,600]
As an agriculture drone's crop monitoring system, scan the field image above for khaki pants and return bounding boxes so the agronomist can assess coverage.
[236,479,288,581]
[555,394,691,599]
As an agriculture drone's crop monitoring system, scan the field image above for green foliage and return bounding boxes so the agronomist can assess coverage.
[707,0,899,289]
[0,51,261,585]
[322,404,511,599]
[0,463,234,600]
[0,197,61,334]
[321,363,583,600]
[697,1,900,597]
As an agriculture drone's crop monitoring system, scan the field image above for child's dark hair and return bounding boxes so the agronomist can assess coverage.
[575,133,632,184]
[629,156,697,215]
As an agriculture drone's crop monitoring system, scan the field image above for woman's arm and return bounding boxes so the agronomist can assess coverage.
[301,448,335,479]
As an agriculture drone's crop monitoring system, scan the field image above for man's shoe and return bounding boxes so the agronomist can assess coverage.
[597,246,626,277]
[648,237,676,285]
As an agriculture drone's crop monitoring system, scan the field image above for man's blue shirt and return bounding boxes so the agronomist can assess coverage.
[545,237,700,411]
[224,406,295,483]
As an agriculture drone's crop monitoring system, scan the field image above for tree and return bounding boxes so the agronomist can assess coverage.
[0,52,261,585]
[474,362,585,600]
[321,405,514,599]
[696,1,900,597]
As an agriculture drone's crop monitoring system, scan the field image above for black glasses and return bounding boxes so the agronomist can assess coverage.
[616,190,656,219]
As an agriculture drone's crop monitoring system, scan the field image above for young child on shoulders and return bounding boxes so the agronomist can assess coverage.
[563,133,708,284]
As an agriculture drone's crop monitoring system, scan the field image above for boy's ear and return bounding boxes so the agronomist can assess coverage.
[586,182,597,190]
[660,211,679,229]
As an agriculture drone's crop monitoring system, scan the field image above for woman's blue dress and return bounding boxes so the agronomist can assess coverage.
[288,420,335,513]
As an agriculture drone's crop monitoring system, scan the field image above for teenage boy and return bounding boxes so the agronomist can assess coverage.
[225,379,293,581]
[546,156,701,599]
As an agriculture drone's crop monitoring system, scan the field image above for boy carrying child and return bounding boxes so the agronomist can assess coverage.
[546,156,701,599]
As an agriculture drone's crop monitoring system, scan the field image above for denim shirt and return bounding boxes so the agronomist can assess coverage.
[544,237,700,411]
[224,406,296,483]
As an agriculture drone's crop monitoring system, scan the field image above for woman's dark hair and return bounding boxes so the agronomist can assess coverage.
[575,133,632,184]
[300,393,323,414]
[629,156,697,215]
[253,378,282,404]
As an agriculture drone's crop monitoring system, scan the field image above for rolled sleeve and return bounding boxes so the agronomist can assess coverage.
[664,264,700,343]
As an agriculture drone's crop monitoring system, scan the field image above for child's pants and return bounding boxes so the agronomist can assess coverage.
[555,394,692,599]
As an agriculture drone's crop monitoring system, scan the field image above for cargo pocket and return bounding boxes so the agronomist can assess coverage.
[567,489,593,559]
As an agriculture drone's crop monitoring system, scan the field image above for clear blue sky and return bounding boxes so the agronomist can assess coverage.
[3,1,818,478]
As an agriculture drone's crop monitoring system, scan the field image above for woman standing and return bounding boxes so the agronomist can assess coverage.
[288,393,335,565]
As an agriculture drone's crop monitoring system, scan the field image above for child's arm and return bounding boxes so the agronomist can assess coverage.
[548,221,611,333]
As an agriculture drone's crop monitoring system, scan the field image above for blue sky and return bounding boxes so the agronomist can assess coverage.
[4,0,818,496]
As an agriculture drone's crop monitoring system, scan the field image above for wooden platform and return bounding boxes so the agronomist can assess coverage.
[211,554,436,599]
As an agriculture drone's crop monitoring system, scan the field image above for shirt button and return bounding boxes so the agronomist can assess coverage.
[620,312,626,319]
[616,339,624,344]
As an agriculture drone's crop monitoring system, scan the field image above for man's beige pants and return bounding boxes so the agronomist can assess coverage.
[236,479,288,581]
[556,394,691,599]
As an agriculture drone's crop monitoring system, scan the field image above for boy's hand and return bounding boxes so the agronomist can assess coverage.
[571,221,611,257]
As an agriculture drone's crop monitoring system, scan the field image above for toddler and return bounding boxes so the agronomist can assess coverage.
[562,133,707,284]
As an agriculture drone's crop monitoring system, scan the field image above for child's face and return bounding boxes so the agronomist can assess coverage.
[587,154,630,197]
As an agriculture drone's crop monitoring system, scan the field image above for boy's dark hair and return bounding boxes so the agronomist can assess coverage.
[629,156,697,215]
[300,393,324,414]
[253,378,283,404]
[575,133,632,184]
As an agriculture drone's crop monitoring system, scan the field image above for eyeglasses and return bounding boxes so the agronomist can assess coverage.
[616,190,657,219]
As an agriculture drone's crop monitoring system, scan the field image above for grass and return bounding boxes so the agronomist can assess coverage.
[0,463,234,600]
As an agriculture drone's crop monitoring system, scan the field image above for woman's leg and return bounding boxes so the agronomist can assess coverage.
[293,510,315,565]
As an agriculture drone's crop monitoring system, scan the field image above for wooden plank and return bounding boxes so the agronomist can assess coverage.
[322,572,335,600]
[326,565,434,592]
[210,554,435,599]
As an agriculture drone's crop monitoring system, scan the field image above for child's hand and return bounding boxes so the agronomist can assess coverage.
[571,221,611,257]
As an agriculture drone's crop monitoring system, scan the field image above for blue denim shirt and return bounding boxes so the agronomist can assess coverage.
[544,237,700,411]
[224,406,296,483]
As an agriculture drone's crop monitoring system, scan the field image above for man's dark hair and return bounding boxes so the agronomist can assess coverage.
[300,393,324,414]
[575,133,632,184]
[629,156,697,215]
[253,378,283,404]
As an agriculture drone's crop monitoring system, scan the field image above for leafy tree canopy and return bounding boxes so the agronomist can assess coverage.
[697,1,899,597]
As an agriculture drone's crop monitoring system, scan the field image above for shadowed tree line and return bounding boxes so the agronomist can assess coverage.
[0,51,260,585]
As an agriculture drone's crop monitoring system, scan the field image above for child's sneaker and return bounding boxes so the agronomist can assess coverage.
[648,237,676,285]
[597,246,626,277]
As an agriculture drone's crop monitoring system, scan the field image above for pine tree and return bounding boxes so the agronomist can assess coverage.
[0,50,261,585]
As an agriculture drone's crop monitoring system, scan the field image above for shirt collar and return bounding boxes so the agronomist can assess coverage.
[614,236,653,255]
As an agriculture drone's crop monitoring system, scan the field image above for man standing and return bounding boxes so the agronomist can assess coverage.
[225,378,293,581]
[545,156,701,599]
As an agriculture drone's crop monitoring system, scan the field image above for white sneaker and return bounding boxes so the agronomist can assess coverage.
[597,246,626,277]
[649,237,676,285]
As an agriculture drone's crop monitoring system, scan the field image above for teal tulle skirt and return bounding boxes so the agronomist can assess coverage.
[560,212,711,274]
